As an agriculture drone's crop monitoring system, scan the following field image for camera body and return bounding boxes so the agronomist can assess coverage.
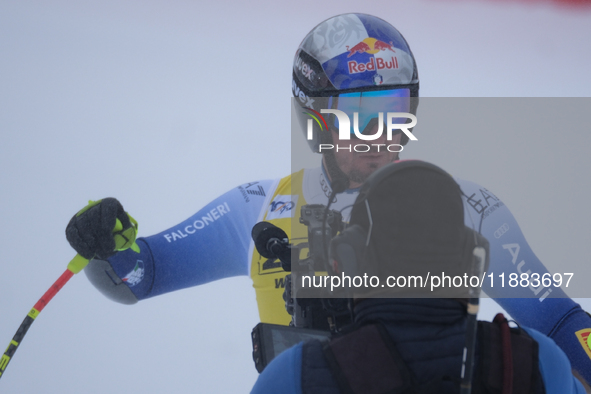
[251,204,350,371]
[251,323,331,373]
[288,204,346,329]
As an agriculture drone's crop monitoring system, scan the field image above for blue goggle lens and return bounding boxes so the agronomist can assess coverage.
[328,88,411,135]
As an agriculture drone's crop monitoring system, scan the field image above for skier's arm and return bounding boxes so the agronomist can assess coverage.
[457,178,591,385]
[77,180,277,303]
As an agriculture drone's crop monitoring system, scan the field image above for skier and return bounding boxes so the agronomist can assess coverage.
[251,160,587,393]
[65,13,591,385]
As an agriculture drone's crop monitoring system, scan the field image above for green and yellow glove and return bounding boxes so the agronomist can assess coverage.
[65,198,139,262]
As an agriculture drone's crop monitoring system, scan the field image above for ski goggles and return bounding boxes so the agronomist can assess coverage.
[326,88,411,136]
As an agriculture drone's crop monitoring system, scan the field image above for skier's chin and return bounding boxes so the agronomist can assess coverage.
[348,163,381,185]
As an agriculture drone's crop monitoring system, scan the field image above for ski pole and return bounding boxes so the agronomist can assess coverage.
[0,254,89,380]
[0,208,138,382]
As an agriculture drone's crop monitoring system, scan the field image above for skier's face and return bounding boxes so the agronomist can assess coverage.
[328,124,401,188]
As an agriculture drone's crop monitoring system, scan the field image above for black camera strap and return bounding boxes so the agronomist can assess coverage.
[315,319,543,394]
[321,324,415,394]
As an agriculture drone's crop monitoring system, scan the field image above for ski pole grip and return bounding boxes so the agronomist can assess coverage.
[66,218,127,274]
[67,254,89,274]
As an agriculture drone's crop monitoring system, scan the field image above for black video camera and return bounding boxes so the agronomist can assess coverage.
[250,204,351,372]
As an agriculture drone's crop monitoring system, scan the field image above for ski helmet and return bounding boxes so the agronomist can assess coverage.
[292,13,419,153]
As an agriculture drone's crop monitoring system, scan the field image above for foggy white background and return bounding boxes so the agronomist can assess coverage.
[1,1,590,393]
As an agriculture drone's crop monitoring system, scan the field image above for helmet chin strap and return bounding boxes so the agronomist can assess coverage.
[321,131,350,194]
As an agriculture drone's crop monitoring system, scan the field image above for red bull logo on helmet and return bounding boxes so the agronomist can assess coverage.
[347,37,396,57]
[346,38,399,75]
[348,57,399,75]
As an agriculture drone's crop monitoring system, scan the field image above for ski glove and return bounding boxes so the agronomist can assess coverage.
[66,198,137,260]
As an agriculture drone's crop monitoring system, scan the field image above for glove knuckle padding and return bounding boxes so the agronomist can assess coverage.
[66,216,94,259]
[96,201,117,258]
[66,197,127,260]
